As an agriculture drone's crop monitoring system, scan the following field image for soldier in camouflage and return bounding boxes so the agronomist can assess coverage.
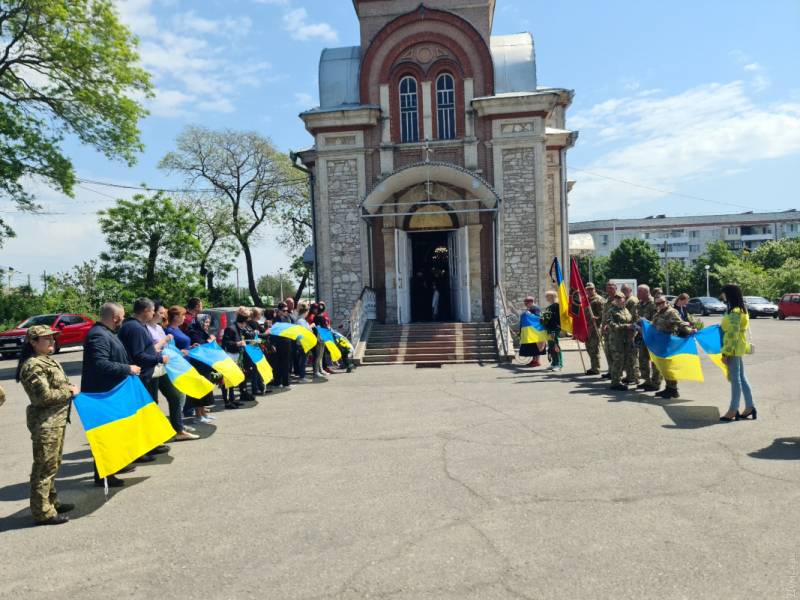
[584,283,605,375]
[607,292,636,390]
[601,281,618,379]
[650,296,697,399]
[635,284,660,391]
[15,325,78,525]
[621,284,640,383]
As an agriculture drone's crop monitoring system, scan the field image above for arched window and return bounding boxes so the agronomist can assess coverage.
[399,76,419,143]
[436,73,456,140]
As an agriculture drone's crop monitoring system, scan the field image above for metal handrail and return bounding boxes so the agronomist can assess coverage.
[348,286,377,344]
[494,285,516,359]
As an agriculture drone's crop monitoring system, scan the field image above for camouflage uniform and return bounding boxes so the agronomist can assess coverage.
[19,344,73,523]
[650,306,694,391]
[607,304,636,386]
[601,298,615,374]
[623,295,640,381]
[637,298,658,386]
[585,293,605,371]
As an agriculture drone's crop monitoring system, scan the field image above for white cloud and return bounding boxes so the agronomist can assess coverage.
[282,8,338,42]
[293,92,314,108]
[113,0,272,116]
[569,81,800,219]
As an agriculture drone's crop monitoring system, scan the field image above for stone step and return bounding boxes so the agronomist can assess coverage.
[362,352,498,364]
[366,341,495,350]
[367,334,496,343]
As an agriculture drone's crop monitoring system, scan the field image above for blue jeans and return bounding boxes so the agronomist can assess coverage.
[728,356,754,412]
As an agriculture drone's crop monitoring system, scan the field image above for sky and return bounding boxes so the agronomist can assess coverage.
[2,0,799,289]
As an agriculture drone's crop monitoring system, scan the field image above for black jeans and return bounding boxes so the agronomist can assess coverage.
[158,376,185,433]
[270,335,292,387]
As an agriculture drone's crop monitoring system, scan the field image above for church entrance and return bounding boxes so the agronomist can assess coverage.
[409,231,451,322]
[394,226,473,324]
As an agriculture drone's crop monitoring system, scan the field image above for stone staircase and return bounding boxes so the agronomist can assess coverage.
[361,322,499,365]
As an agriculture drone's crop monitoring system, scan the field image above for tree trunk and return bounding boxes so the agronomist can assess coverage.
[241,242,262,306]
[294,269,308,304]
[145,239,159,289]
[207,270,215,292]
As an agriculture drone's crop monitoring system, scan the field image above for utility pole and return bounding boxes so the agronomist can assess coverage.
[279,269,284,301]
[705,264,711,297]
[43,270,47,294]
[662,242,670,295]
[235,267,240,302]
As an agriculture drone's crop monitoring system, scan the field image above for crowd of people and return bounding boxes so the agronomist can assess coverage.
[12,295,353,526]
[518,282,756,421]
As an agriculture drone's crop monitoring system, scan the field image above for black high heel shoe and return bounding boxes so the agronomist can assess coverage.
[740,407,758,420]
[719,412,742,422]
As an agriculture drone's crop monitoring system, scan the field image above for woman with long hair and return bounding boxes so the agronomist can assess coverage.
[719,283,756,422]
[186,314,217,424]
[15,326,78,525]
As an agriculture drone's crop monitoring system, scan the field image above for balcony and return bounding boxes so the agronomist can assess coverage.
[741,233,774,242]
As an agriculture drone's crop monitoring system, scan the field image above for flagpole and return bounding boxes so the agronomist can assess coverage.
[575,339,587,372]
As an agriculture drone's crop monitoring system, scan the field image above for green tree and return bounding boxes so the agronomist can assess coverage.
[0,0,153,246]
[606,238,664,287]
[179,194,239,294]
[575,255,609,287]
[98,191,201,294]
[290,254,312,302]
[160,127,305,306]
[766,257,800,300]
[715,260,770,296]
[257,273,297,304]
[750,238,800,270]
[664,259,693,295]
[691,241,738,297]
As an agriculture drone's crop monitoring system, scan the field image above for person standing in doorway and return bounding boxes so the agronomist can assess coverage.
[431,283,440,321]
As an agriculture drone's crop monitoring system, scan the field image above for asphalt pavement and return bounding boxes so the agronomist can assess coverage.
[0,317,799,599]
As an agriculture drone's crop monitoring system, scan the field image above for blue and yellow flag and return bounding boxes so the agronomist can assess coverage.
[163,343,215,398]
[74,377,175,479]
[270,322,317,353]
[333,330,353,352]
[641,320,704,382]
[244,343,274,385]
[519,311,548,344]
[549,257,573,335]
[188,341,245,388]
[317,327,342,362]
[695,325,729,378]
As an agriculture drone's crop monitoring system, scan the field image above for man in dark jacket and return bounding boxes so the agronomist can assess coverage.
[117,297,170,462]
[81,302,141,487]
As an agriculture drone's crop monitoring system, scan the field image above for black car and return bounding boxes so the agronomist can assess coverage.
[744,296,779,318]
[686,297,727,316]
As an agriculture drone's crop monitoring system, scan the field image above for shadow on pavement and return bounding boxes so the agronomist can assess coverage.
[661,405,721,429]
[0,475,150,533]
[748,437,800,460]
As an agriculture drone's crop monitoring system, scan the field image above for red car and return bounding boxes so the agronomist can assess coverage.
[778,293,800,320]
[0,313,95,358]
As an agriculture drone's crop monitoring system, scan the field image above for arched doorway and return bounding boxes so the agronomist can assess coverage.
[361,162,500,324]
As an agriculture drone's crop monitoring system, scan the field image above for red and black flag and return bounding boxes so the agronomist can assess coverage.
[568,257,590,343]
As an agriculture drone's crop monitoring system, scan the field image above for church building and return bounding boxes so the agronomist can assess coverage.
[296,0,576,329]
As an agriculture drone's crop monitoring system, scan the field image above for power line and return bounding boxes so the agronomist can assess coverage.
[75,176,309,194]
[570,166,765,212]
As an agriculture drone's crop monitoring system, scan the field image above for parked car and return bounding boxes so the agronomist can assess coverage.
[777,293,800,320]
[686,297,727,316]
[664,295,677,305]
[744,296,779,318]
[0,313,94,358]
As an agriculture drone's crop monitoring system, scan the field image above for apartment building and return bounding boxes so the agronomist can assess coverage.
[569,210,800,263]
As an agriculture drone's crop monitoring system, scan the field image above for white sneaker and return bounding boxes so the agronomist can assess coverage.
[315,371,328,378]
[174,431,200,441]
[183,425,196,432]
[198,416,212,424]
[205,414,217,420]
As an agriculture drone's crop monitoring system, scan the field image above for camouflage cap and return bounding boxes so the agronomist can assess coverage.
[613,291,625,299]
[26,325,60,341]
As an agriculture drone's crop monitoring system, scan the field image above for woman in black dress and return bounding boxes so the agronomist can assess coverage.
[518,295,543,367]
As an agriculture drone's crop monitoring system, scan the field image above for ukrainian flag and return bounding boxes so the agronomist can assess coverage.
[519,312,548,344]
[74,377,175,479]
[244,343,274,385]
[270,322,317,353]
[695,325,729,378]
[163,343,214,398]
[317,327,342,362]
[333,331,353,352]
[641,320,704,382]
[188,341,245,387]
[549,257,573,334]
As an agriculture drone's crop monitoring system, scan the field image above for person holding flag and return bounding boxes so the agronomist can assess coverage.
[649,295,697,399]
[518,295,544,366]
[541,291,563,371]
[634,285,659,392]
[548,257,572,336]
[16,325,77,525]
[583,283,605,375]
